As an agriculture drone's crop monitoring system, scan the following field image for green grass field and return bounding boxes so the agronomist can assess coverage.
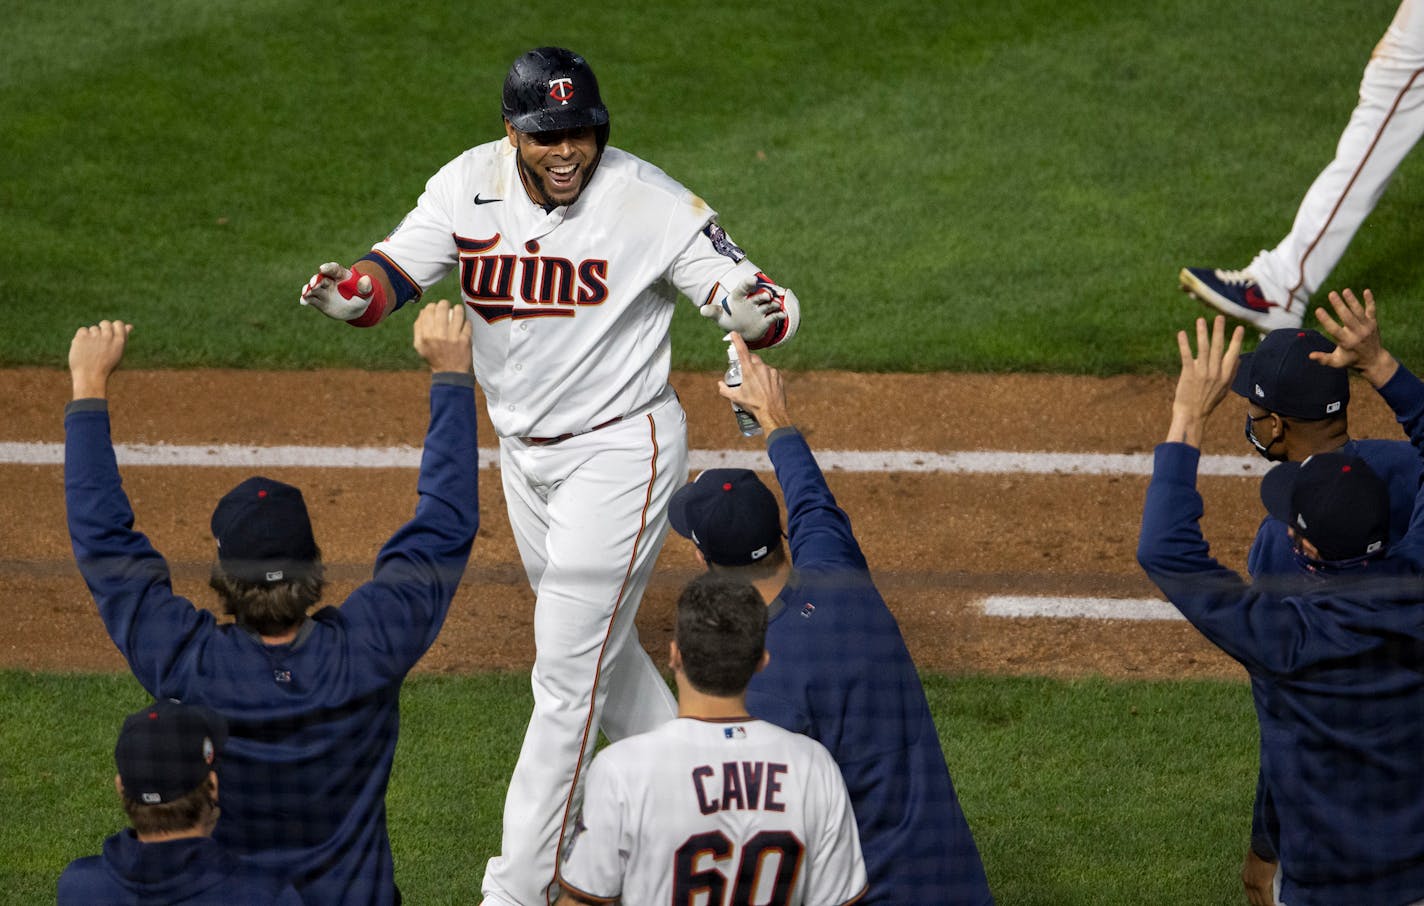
[0,670,1258,906]
[4,0,1422,371]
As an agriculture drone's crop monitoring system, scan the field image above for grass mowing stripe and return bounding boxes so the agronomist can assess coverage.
[1,670,1256,905]
[4,0,1420,372]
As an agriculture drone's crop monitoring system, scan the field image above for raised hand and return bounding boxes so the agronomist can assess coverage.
[1167,316,1244,448]
[69,320,134,400]
[413,300,473,373]
[1309,288,1396,387]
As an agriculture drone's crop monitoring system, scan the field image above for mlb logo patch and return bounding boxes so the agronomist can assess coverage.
[724,725,747,740]
[800,602,816,618]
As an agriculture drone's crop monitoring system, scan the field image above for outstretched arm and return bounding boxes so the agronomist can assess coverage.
[1314,290,1424,566]
[299,260,401,327]
[720,332,865,570]
[1140,318,1315,674]
[338,300,480,677]
[65,321,212,696]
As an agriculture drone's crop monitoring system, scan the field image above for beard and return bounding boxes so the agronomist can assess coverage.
[516,148,602,209]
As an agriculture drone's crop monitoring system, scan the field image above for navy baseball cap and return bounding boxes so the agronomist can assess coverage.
[115,700,227,805]
[669,469,783,567]
[1260,453,1389,563]
[1231,328,1349,419]
[211,476,318,584]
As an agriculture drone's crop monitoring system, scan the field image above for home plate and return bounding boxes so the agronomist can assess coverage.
[980,595,1185,621]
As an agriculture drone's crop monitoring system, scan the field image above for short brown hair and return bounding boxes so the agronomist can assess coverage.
[675,574,766,697]
[210,555,324,636]
[122,776,215,836]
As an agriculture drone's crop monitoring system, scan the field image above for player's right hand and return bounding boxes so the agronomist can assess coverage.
[300,262,376,322]
[69,320,134,400]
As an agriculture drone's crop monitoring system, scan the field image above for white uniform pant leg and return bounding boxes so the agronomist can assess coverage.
[1251,0,1424,310]
[482,399,685,906]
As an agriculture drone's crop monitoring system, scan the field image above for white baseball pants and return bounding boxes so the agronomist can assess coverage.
[1250,0,1424,314]
[481,389,685,906]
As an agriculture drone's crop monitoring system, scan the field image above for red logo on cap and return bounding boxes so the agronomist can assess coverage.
[722,483,733,491]
[548,77,574,104]
[258,490,268,498]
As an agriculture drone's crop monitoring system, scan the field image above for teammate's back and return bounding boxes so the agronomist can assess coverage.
[557,574,866,906]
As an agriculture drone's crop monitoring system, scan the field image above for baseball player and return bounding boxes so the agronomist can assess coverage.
[298,47,799,906]
[667,333,994,904]
[1139,306,1424,906]
[1225,317,1423,904]
[1180,0,1424,332]
[555,573,867,906]
[64,303,479,904]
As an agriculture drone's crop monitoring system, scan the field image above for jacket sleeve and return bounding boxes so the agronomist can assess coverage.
[338,374,480,677]
[1375,365,1424,568]
[64,401,212,697]
[767,428,867,572]
[1250,768,1279,862]
[1137,443,1319,675]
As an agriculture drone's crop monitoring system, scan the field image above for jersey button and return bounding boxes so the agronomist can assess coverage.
[507,404,516,411]
[519,323,529,332]
[514,363,523,371]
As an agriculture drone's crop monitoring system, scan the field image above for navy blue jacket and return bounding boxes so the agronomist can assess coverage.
[64,375,479,905]
[1246,436,1422,862]
[745,427,994,905]
[58,832,303,905]
[1138,365,1424,906]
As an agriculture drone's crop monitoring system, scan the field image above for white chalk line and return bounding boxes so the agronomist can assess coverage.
[980,595,1184,622]
[0,443,1219,624]
[0,442,1270,476]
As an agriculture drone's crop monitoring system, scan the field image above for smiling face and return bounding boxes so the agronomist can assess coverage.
[505,121,601,208]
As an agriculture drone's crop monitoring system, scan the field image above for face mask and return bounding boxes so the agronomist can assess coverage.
[1246,413,1286,462]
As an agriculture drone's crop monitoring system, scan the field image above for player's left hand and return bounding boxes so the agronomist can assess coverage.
[700,273,788,344]
[1309,288,1397,388]
[300,262,376,322]
[413,300,474,374]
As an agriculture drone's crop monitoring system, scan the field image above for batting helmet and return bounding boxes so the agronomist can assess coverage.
[501,47,610,146]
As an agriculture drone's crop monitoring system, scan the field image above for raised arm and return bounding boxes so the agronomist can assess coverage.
[65,322,213,695]
[1314,290,1424,566]
[721,332,865,571]
[338,301,481,676]
[1138,318,1320,674]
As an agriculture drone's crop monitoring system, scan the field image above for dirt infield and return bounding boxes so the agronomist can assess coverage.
[3,367,1412,681]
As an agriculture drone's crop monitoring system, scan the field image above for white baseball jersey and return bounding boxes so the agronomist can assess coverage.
[370,138,763,439]
[559,717,867,906]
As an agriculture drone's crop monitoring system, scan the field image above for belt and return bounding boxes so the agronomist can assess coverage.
[521,415,624,446]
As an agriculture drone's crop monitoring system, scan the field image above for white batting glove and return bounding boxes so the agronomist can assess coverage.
[300,262,376,322]
[699,273,788,343]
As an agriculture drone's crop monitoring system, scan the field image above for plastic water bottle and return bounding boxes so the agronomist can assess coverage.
[724,340,763,437]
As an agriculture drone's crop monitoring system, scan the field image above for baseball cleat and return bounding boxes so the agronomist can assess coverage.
[1179,266,1302,333]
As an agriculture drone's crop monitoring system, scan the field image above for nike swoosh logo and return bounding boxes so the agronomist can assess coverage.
[473,195,501,205]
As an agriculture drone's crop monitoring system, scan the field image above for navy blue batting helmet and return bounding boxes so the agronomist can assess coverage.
[502,47,610,144]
